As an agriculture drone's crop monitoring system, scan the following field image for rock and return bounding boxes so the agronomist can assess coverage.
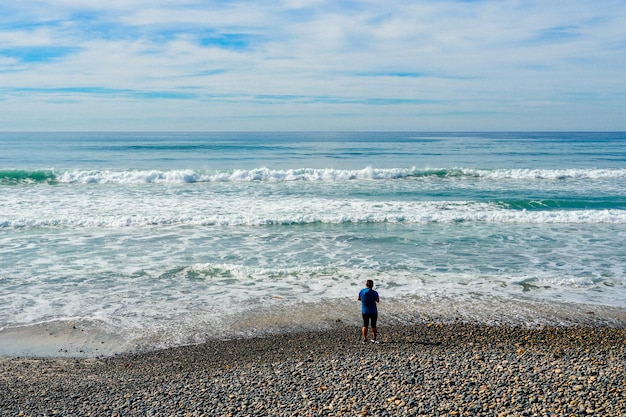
[1,324,625,416]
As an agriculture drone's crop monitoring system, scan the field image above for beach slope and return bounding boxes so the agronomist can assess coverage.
[1,323,624,416]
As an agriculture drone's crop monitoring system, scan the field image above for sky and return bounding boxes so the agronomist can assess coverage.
[1,0,625,131]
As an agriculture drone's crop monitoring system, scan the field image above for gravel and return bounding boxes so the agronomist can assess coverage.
[1,322,625,416]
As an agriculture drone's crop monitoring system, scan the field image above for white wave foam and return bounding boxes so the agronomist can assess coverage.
[55,169,205,184]
[48,167,626,184]
[469,168,626,180]
[52,167,416,184]
[3,200,626,229]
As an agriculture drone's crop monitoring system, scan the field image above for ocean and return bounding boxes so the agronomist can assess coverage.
[1,132,625,357]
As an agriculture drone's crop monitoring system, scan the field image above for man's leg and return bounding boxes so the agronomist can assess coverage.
[371,314,378,341]
[362,314,370,341]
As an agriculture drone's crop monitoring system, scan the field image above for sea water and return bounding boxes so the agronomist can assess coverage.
[1,132,625,356]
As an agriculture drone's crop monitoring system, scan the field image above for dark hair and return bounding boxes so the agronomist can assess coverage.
[366,279,374,288]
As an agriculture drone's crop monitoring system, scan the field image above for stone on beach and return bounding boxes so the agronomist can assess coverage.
[1,323,625,416]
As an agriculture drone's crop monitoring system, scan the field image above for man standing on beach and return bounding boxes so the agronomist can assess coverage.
[358,279,379,343]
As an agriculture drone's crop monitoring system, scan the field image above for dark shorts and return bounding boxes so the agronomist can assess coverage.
[362,313,378,328]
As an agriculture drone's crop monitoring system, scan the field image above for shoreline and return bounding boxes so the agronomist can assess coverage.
[2,297,626,359]
[2,322,624,416]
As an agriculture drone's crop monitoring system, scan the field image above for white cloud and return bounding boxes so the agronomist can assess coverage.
[1,0,625,130]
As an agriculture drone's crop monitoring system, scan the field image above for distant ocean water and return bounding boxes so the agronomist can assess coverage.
[1,132,625,356]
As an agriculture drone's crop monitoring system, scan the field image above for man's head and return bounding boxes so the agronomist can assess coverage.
[366,279,374,289]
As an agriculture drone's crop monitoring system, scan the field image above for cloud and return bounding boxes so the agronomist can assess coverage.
[1,0,625,130]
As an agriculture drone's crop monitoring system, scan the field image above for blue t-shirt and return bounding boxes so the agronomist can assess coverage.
[359,288,379,315]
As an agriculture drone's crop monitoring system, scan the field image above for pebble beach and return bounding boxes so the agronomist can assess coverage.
[1,323,625,417]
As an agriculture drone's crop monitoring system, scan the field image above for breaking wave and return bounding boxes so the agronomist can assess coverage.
[2,167,626,185]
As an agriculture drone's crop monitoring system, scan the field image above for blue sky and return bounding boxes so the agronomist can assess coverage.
[1,0,625,131]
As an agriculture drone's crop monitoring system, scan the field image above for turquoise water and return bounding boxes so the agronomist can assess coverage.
[1,132,625,356]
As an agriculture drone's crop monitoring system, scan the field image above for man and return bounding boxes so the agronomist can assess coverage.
[358,279,379,343]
